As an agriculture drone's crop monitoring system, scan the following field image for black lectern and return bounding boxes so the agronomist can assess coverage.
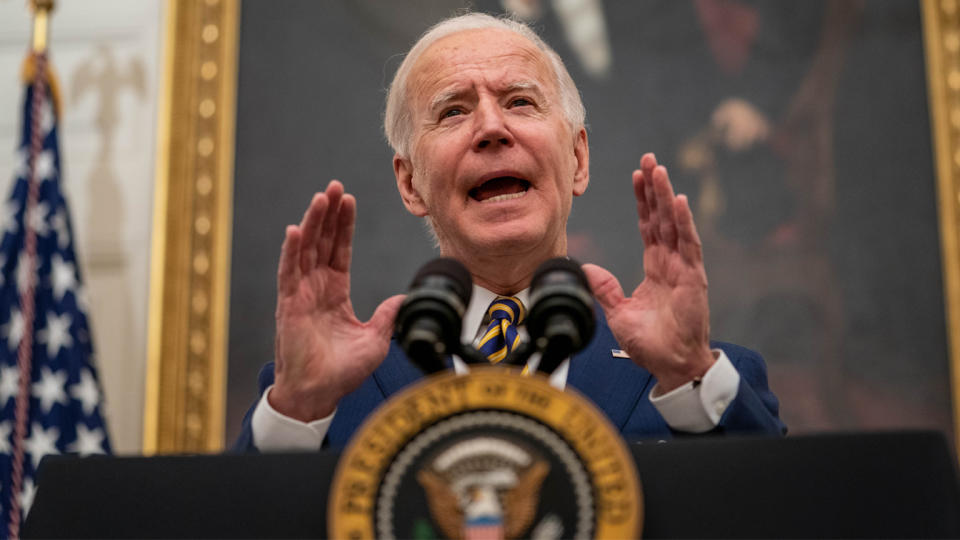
[22,431,960,538]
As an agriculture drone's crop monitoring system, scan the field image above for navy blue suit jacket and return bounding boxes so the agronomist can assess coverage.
[234,310,784,451]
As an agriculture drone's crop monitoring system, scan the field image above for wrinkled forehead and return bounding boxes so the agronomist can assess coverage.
[408,28,557,103]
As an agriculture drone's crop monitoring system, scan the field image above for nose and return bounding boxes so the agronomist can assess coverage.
[472,100,514,151]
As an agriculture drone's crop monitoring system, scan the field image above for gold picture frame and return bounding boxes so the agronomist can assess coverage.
[925,0,960,455]
[144,0,960,454]
[143,0,237,453]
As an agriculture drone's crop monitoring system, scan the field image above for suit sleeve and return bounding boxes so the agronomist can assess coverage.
[713,341,786,435]
[231,362,277,453]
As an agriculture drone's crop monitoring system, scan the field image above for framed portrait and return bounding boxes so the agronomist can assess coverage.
[144,0,960,453]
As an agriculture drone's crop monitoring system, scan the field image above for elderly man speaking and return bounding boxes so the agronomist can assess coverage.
[235,13,784,452]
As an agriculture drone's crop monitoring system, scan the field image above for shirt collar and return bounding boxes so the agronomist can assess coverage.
[460,285,531,343]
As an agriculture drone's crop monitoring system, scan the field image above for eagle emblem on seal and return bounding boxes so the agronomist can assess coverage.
[416,436,550,540]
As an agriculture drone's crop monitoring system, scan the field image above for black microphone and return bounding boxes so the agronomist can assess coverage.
[394,258,472,374]
[526,257,596,375]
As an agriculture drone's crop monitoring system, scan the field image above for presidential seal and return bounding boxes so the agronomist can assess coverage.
[328,366,642,539]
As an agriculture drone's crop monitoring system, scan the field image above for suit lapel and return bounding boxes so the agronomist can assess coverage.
[376,313,655,430]
[372,343,427,398]
[566,310,655,430]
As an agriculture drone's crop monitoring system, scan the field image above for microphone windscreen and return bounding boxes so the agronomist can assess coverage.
[410,257,472,304]
[527,256,596,371]
[531,257,589,290]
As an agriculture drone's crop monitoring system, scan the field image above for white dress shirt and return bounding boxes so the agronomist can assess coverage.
[252,285,740,451]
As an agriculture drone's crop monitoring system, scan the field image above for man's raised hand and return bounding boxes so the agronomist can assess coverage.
[270,180,404,421]
[582,153,715,392]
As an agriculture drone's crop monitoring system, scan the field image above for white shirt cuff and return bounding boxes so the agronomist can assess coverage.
[251,385,336,451]
[648,350,740,433]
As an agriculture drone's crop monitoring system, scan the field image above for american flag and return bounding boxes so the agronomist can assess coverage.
[0,53,111,537]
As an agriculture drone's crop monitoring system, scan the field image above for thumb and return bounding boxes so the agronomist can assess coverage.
[582,263,625,312]
[367,294,406,340]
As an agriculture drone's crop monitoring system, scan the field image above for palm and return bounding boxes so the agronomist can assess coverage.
[271,182,403,421]
[584,154,712,391]
[278,270,374,387]
[617,243,708,362]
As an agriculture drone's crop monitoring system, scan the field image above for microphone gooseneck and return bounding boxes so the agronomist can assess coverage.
[394,258,473,374]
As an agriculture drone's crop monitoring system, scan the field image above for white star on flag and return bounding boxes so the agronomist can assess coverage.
[70,369,100,416]
[33,150,55,183]
[24,422,59,470]
[0,198,21,237]
[20,477,37,517]
[75,284,91,314]
[0,421,11,454]
[3,309,24,352]
[49,208,69,249]
[68,424,105,456]
[0,365,19,407]
[12,147,28,180]
[32,367,68,414]
[50,253,76,302]
[26,200,50,237]
[37,311,73,359]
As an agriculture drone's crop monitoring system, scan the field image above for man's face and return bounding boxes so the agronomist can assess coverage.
[395,28,589,264]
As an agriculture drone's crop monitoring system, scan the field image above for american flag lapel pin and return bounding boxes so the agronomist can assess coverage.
[611,349,630,359]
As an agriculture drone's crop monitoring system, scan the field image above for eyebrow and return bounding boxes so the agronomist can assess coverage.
[427,80,546,113]
[429,89,464,112]
[504,81,541,94]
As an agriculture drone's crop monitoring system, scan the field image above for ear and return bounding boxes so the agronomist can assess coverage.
[394,154,428,216]
[571,127,590,196]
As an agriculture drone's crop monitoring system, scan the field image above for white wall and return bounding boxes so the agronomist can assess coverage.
[0,0,164,454]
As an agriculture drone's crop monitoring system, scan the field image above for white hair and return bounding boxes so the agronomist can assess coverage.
[383,12,586,158]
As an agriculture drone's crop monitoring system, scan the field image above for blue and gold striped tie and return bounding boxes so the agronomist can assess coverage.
[477,296,525,363]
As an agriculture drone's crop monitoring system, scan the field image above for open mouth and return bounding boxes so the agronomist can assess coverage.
[468,176,531,203]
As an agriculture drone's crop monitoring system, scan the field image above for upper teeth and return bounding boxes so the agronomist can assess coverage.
[483,192,526,203]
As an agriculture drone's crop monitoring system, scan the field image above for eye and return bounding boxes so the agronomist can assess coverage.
[509,97,533,108]
[440,107,464,119]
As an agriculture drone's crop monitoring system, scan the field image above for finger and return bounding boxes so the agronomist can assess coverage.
[632,170,649,220]
[299,193,328,273]
[582,263,626,312]
[330,193,356,272]
[653,165,679,248]
[317,180,344,265]
[642,159,659,240]
[642,158,657,208]
[367,294,407,341]
[632,170,655,246]
[640,152,658,174]
[277,225,302,298]
[675,194,704,265]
